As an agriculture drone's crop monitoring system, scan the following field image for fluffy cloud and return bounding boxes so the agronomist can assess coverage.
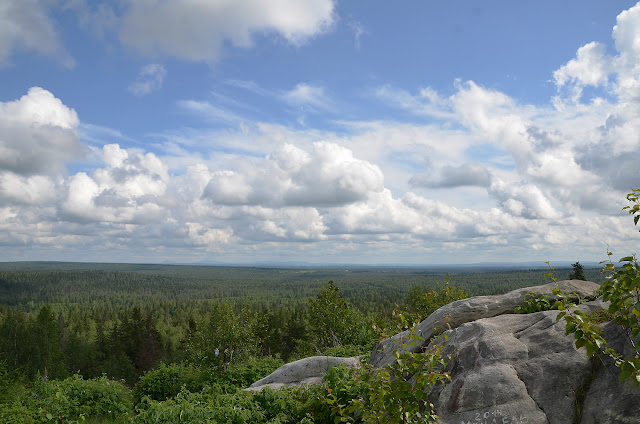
[488,179,561,220]
[119,0,334,63]
[0,87,82,175]
[60,144,169,223]
[0,0,74,67]
[553,42,611,96]
[203,142,384,207]
[0,172,56,205]
[612,2,640,100]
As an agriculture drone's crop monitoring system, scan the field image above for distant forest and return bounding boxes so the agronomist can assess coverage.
[0,261,604,309]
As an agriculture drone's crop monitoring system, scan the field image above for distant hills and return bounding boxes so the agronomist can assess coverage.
[0,260,601,273]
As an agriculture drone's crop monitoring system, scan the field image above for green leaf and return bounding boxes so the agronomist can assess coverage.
[619,370,631,382]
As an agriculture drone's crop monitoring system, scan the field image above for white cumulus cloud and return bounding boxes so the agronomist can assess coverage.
[60,144,169,223]
[203,142,384,207]
[119,0,334,63]
[0,87,82,175]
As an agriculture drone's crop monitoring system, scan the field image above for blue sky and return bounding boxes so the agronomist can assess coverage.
[1,0,639,265]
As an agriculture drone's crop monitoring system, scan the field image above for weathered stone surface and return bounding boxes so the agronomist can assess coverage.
[433,309,590,424]
[420,297,640,424]
[245,355,360,392]
[370,280,600,369]
[580,321,640,423]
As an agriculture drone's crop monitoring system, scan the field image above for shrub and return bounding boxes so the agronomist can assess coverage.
[406,276,469,320]
[314,364,365,423]
[308,281,377,351]
[22,374,133,423]
[320,315,452,423]
[214,355,285,389]
[135,363,205,403]
[134,384,316,424]
[0,403,36,424]
[514,292,553,314]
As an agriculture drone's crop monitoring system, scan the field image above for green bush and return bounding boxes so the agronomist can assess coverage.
[319,317,451,423]
[308,282,377,351]
[314,364,365,423]
[134,384,315,424]
[0,403,37,424]
[19,374,133,423]
[514,292,554,314]
[406,276,469,321]
[135,363,205,403]
[212,355,285,390]
[355,329,449,423]
[251,386,317,424]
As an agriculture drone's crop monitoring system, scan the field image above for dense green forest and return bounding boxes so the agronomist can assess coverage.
[0,262,603,423]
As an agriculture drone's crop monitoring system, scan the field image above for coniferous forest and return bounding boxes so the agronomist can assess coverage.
[0,262,604,423]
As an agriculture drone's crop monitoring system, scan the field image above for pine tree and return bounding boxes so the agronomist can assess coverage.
[0,309,28,371]
[568,261,586,280]
[29,305,68,379]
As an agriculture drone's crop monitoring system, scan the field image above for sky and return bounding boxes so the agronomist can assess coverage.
[1,0,639,265]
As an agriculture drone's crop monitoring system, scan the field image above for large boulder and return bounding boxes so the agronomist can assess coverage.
[370,280,600,368]
[431,301,617,424]
[246,355,361,392]
[372,280,640,424]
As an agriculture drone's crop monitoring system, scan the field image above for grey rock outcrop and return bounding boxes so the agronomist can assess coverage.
[580,320,640,423]
[432,302,612,424]
[370,280,600,369]
[372,280,640,424]
[246,355,361,392]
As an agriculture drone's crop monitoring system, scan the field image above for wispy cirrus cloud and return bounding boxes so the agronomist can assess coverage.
[128,64,166,96]
[0,0,74,67]
[282,83,334,111]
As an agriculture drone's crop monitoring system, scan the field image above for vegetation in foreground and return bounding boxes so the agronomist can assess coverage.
[0,276,463,423]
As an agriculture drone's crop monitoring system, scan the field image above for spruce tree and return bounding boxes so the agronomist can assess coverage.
[568,261,586,280]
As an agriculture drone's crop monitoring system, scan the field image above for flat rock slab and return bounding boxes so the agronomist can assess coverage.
[246,355,361,392]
